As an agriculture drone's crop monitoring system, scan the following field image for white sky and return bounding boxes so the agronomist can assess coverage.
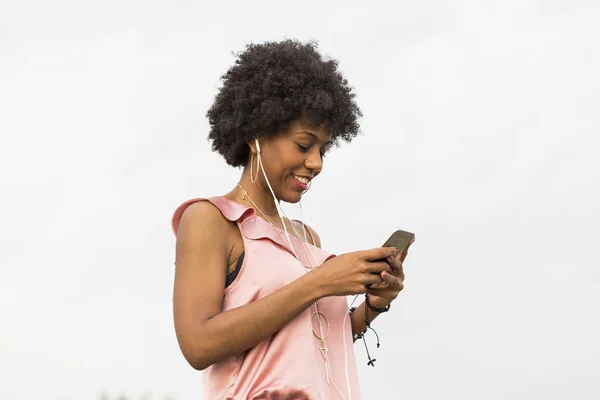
[1,1,599,399]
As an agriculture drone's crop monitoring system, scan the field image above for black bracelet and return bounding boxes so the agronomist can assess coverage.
[365,294,391,313]
[348,296,384,367]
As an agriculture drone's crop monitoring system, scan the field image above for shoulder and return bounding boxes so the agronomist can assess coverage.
[291,220,322,248]
[177,200,232,235]
[174,200,238,252]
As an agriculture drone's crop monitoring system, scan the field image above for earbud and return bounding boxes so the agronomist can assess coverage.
[255,138,261,154]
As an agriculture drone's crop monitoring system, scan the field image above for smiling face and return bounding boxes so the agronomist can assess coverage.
[253,118,332,204]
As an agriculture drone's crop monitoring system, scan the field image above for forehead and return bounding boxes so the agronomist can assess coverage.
[286,118,331,143]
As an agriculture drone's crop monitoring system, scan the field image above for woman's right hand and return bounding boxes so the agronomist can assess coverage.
[311,247,399,297]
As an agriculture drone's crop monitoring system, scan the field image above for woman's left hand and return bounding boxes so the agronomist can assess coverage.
[366,238,415,309]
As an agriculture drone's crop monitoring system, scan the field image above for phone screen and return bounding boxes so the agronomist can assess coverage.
[382,230,415,253]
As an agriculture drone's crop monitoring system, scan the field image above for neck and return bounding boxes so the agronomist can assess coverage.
[231,168,281,220]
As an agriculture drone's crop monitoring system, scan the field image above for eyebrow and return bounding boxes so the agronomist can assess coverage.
[296,131,331,145]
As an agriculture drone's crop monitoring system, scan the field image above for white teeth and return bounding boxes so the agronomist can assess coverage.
[294,175,309,184]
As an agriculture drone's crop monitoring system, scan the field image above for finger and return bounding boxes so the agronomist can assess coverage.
[363,273,384,287]
[369,273,391,290]
[387,257,403,275]
[362,246,398,262]
[386,256,400,274]
[399,239,413,258]
[365,260,392,274]
[399,237,415,262]
[381,271,401,289]
[369,281,385,290]
[366,274,401,296]
[370,271,392,289]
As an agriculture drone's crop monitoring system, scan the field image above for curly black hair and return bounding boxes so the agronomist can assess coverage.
[206,39,362,167]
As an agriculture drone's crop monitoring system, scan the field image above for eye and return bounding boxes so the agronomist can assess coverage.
[296,143,310,152]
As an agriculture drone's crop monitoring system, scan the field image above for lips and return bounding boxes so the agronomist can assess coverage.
[293,174,311,184]
[292,174,311,191]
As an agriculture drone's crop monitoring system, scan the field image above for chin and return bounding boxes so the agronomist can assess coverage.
[280,189,303,204]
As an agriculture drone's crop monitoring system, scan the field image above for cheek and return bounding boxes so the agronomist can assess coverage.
[261,144,305,179]
[276,152,303,172]
[261,152,287,178]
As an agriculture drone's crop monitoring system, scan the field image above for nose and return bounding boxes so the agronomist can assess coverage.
[304,149,323,173]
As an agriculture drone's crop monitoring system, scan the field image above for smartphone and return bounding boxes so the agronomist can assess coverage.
[369,230,415,274]
[382,230,415,253]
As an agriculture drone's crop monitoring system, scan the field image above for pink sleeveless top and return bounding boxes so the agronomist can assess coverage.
[172,196,361,400]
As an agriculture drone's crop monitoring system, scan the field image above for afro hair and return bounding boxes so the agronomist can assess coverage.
[206,39,362,167]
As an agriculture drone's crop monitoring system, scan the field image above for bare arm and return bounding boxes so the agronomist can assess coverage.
[174,208,396,370]
[173,202,326,370]
[349,302,386,338]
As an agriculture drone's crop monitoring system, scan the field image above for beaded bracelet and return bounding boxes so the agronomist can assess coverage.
[365,294,391,313]
[349,294,386,367]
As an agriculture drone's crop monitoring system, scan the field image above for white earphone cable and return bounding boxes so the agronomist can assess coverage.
[286,195,355,400]
[255,141,299,261]
[254,140,354,400]
[296,200,348,400]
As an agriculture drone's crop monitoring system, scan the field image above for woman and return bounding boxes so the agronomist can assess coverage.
[171,40,413,400]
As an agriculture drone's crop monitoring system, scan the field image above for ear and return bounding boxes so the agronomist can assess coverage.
[247,138,262,154]
[247,140,257,155]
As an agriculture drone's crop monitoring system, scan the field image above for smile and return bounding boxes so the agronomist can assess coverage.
[293,174,311,184]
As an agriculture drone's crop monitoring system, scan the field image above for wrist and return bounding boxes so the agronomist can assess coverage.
[301,268,328,302]
[366,295,391,311]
